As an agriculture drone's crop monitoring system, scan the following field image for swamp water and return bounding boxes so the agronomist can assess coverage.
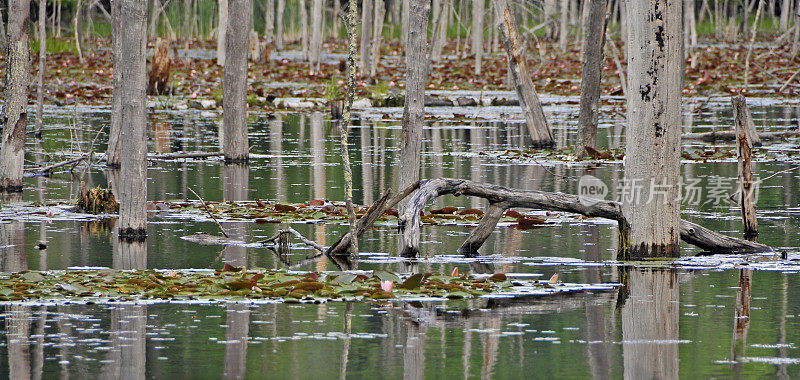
[1,99,800,378]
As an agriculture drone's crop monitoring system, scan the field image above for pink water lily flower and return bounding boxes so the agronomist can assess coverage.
[380,281,394,292]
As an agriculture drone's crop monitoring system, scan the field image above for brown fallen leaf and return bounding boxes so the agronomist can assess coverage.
[549,273,559,285]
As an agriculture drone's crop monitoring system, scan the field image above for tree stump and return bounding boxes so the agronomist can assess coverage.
[147,38,172,95]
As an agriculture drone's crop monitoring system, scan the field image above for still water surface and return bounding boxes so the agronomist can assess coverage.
[1,99,800,378]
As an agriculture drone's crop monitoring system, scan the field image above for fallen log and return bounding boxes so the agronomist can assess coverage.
[398,178,772,258]
[326,181,420,256]
[682,130,798,144]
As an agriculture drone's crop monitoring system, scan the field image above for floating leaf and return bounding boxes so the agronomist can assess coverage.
[330,273,357,284]
[400,273,424,289]
[374,270,400,283]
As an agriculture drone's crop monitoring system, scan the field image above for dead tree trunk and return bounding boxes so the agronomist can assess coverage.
[430,0,449,62]
[576,0,607,157]
[623,0,683,259]
[0,0,31,193]
[36,0,46,139]
[183,0,193,43]
[558,0,569,51]
[401,0,410,48]
[300,0,309,60]
[107,0,122,168]
[310,0,323,71]
[264,0,274,41]
[275,0,285,50]
[115,0,148,239]
[397,178,772,257]
[398,0,431,192]
[223,0,251,164]
[369,0,385,78]
[360,0,374,75]
[472,0,484,74]
[492,0,554,148]
[544,0,558,40]
[217,0,228,65]
[732,95,758,240]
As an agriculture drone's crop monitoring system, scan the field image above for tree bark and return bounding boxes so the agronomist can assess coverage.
[310,0,323,71]
[732,95,758,240]
[401,0,410,48]
[430,0,449,62]
[558,0,569,51]
[217,0,228,65]
[300,0,309,60]
[492,0,554,147]
[36,0,46,139]
[115,0,149,239]
[472,0,484,74]
[264,0,274,41]
[544,0,557,40]
[183,0,193,42]
[399,0,431,192]
[397,178,772,257]
[360,0,374,75]
[107,0,122,168]
[75,0,84,62]
[623,0,683,259]
[275,0,285,49]
[369,0,385,78]
[0,0,31,193]
[576,0,607,157]
[781,0,792,31]
[223,0,251,164]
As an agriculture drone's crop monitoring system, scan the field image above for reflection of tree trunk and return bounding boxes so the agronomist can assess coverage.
[0,221,27,271]
[223,303,250,380]
[310,114,326,200]
[622,269,679,380]
[7,306,32,380]
[582,224,612,380]
[339,302,353,380]
[480,317,501,378]
[270,116,285,200]
[402,317,425,380]
[102,304,147,380]
[112,238,148,270]
[729,269,752,374]
[223,163,250,267]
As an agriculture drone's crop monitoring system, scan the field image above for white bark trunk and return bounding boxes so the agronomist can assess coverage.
[0,0,31,192]
[115,0,149,238]
[559,0,569,51]
[310,0,323,70]
[399,0,431,191]
[493,0,554,147]
[223,0,251,163]
[369,0,385,78]
[577,0,608,156]
[472,0,484,74]
[360,0,374,75]
[36,0,46,138]
[264,0,274,41]
[275,0,285,49]
[623,0,683,258]
[300,0,309,60]
[217,0,228,65]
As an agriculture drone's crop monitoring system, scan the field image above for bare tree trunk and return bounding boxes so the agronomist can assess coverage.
[115,0,148,238]
[402,0,410,48]
[332,0,339,38]
[275,0,285,49]
[430,0,449,61]
[544,0,557,39]
[336,0,360,257]
[369,0,385,78]
[223,0,251,164]
[264,0,274,41]
[559,0,569,51]
[399,0,431,192]
[300,0,309,60]
[781,0,792,31]
[107,0,122,168]
[360,0,374,75]
[0,3,7,50]
[75,0,84,62]
[217,0,228,65]
[472,0,484,74]
[732,95,758,240]
[793,1,800,58]
[577,0,607,157]
[36,0,46,139]
[492,0,554,147]
[0,0,30,193]
[623,0,683,259]
[310,0,323,71]
[183,0,193,43]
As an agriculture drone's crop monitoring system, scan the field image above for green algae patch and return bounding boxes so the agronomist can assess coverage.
[0,268,619,305]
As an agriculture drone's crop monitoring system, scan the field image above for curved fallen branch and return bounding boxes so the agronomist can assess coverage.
[398,178,773,258]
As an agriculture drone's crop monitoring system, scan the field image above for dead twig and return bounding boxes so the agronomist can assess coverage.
[187,187,229,238]
[25,154,90,175]
[260,227,326,253]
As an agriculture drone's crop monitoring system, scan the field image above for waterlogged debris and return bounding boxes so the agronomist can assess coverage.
[0,269,618,305]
